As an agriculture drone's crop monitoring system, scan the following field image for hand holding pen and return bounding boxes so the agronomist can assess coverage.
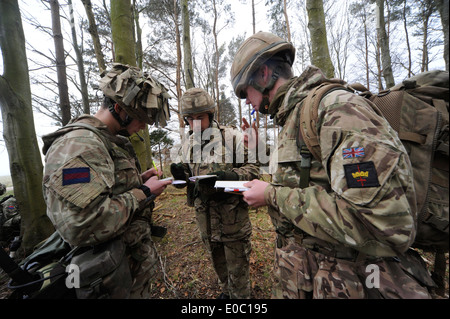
[241,111,258,149]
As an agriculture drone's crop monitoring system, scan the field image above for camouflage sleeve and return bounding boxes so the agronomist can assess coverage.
[265,91,416,257]
[229,128,260,181]
[43,130,145,247]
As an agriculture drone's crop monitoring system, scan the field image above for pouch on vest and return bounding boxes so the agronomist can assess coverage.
[71,237,132,299]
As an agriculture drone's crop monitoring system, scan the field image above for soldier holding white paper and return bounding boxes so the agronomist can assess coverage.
[171,88,260,299]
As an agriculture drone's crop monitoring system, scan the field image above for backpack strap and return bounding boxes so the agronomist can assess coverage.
[297,82,348,189]
[299,82,347,162]
[431,251,447,297]
[433,99,449,124]
[298,143,312,189]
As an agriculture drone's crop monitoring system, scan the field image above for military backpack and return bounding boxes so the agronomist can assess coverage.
[298,70,449,294]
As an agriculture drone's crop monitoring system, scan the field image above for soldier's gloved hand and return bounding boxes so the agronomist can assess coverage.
[171,163,187,181]
[208,171,239,181]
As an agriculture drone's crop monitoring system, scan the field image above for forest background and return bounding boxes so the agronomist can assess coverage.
[0,0,448,294]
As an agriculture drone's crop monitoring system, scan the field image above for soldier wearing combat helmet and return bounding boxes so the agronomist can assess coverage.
[42,63,172,298]
[230,31,435,299]
[171,87,260,299]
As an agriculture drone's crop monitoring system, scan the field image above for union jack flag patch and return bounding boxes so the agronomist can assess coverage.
[343,147,365,159]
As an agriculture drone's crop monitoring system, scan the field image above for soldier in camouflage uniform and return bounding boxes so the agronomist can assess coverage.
[230,32,434,299]
[0,196,20,247]
[170,88,260,299]
[42,63,172,298]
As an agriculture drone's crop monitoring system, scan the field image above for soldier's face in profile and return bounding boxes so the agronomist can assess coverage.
[244,85,262,113]
[126,118,147,135]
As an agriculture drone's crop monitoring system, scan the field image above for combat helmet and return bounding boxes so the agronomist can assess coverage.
[230,31,295,100]
[99,63,171,127]
[180,88,216,116]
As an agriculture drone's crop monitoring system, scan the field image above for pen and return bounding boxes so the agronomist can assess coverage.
[152,160,163,178]
[224,187,249,193]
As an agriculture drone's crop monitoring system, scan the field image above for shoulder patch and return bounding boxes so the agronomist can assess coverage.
[62,167,90,185]
[343,147,365,159]
[344,161,380,188]
[45,155,107,209]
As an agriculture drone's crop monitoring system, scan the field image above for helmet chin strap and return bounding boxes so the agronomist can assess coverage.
[259,95,271,114]
[108,103,134,133]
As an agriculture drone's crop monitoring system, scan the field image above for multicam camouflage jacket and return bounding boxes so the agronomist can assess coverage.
[264,66,417,257]
[175,121,260,241]
[42,115,151,247]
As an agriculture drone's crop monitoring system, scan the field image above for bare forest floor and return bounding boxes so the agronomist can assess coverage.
[148,186,276,299]
[1,185,448,299]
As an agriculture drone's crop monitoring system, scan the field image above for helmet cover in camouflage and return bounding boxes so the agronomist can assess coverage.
[99,63,171,126]
[230,31,295,98]
[180,87,215,116]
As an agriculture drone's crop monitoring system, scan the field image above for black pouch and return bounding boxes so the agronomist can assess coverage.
[186,182,196,207]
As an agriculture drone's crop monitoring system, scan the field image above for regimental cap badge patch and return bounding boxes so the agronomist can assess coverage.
[343,161,379,188]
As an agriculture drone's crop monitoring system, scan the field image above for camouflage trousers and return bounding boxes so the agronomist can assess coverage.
[123,219,159,299]
[201,238,252,299]
[272,237,432,299]
[194,198,253,298]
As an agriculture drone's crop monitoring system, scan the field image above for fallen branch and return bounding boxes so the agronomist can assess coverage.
[182,240,201,248]
[155,246,179,298]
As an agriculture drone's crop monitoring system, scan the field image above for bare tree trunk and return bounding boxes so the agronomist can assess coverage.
[68,0,90,114]
[376,0,395,88]
[182,0,194,89]
[133,0,143,69]
[306,0,335,78]
[252,0,255,34]
[252,0,260,127]
[50,0,71,125]
[376,39,384,91]
[419,0,433,73]
[158,143,163,173]
[110,0,153,172]
[363,7,370,90]
[174,0,184,128]
[111,0,135,64]
[0,0,54,255]
[81,0,107,73]
[402,0,412,77]
[283,0,291,42]
[212,0,220,122]
[421,17,429,72]
[436,0,449,71]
